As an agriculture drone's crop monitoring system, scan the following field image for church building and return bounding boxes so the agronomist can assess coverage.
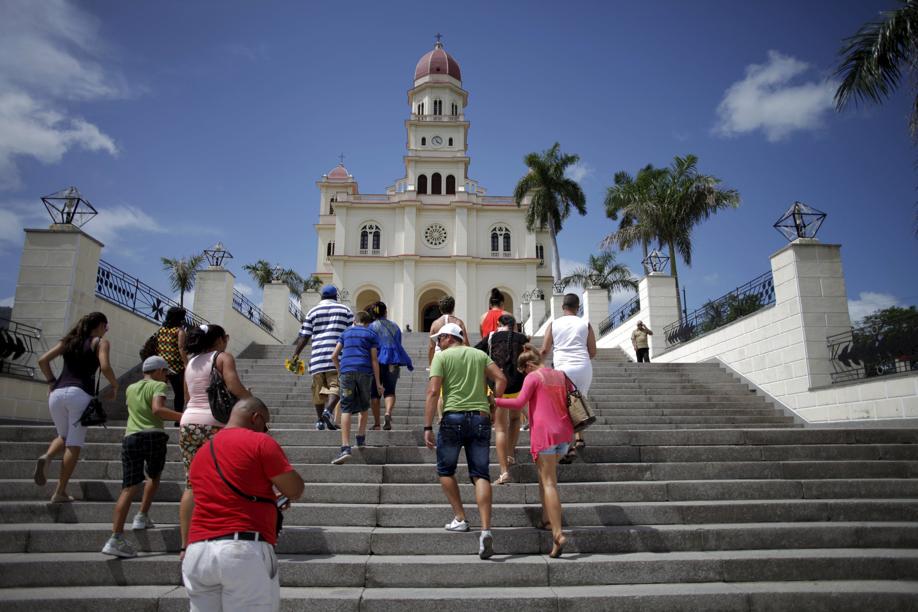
[312,39,553,331]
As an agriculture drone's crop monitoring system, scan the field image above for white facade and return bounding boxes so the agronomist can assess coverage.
[311,41,553,331]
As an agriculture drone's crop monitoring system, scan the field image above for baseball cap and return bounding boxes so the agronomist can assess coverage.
[431,322,464,340]
[142,355,174,374]
[320,285,338,299]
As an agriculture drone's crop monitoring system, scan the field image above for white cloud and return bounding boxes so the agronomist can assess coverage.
[83,205,165,245]
[703,273,720,285]
[565,161,593,183]
[0,207,25,246]
[848,291,899,323]
[235,283,255,297]
[0,296,14,307]
[714,50,836,142]
[0,0,124,189]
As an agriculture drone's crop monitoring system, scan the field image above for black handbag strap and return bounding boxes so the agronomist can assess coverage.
[208,439,274,505]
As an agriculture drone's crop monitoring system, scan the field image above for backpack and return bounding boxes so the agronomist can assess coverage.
[488,331,528,394]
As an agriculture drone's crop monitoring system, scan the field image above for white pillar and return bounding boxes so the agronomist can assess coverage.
[770,240,851,389]
[300,290,320,316]
[12,225,104,346]
[262,282,299,343]
[582,287,609,332]
[639,273,679,358]
[193,268,235,329]
[550,294,564,321]
[526,297,546,336]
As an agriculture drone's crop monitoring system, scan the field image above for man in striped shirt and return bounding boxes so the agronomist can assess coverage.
[291,285,354,431]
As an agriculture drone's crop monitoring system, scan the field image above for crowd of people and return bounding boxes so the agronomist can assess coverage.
[31,285,665,609]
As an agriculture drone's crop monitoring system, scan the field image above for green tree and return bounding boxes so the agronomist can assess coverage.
[242,260,275,288]
[161,253,205,308]
[604,165,667,274]
[301,274,323,293]
[513,142,587,283]
[834,1,918,137]
[276,269,305,298]
[560,250,638,299]
[601,154,740,320]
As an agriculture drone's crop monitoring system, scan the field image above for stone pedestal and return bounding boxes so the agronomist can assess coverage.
[526,298,546,336]
[262,282,299,343]
[300,291,321,317]
[582,287,609,333]
[550,294,564,322]
[638,273,679,357]
[12,225,104,346]
[193,268,235,327]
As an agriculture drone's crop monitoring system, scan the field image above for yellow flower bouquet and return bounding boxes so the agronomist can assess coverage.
[284,357,306,375]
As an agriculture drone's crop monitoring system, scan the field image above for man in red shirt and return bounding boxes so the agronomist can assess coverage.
[182,397,304,611]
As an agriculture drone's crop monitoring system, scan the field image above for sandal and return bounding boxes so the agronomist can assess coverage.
[50,493,74,503]
[537,521,552,531]
[549,534,567,558]
[559,447,577,465]
[574,439,586,451]
[371,425,381,431]
[506,456,516,466]
[383,415,392,431]
[495,472,512,485]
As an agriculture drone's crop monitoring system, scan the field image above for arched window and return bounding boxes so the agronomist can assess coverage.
[360,223,381,255]
[417,102,424,115]
[326,241,335,260]
[490,225,511,257]
[450,102,459,116]
[448,137,453,147]
[445,175,456,195]
[433,99,442,115]
[431,173,442,195]
[421,137,426,146]
[328,195,336,215]
[536,243,545,266]
[417,175,428,194]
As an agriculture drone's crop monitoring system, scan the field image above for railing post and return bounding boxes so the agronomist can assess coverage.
[639,273,679,359]
[193,268,235,342]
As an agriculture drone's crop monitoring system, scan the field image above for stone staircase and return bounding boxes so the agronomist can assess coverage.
[1,331,917,610]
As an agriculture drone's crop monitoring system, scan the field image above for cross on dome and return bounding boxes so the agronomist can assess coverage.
[414,35,461,82]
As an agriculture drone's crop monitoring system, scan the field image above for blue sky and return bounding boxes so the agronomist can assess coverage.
[1,0,916,322]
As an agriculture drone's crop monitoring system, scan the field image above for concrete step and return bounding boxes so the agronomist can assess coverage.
[2,522,917,555]
[2,499,916,527]
[6,477,918,504]
[2,581,915,612]
[2,549,917,589]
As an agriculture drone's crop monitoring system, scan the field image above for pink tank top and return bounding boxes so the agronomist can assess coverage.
[180,351,223,427]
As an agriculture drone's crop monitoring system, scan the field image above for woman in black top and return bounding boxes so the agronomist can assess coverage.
[36,311,118,502]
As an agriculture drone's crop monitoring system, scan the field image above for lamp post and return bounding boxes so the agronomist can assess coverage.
[42,186,97,228]
[552,280,566,295]
[203,242,233,268]
[774,201,827,242]
[272,265,284,283]
[642,249,670,274]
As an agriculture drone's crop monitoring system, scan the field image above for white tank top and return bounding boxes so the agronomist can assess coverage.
[434,314,454,354]
[551,315,590,369]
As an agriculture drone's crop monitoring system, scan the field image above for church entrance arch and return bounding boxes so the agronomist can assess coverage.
[355,288,382,314]
[417,287,448,332]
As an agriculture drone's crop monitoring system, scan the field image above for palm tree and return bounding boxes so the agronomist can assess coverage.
[835,1,918,136]
[301,275,323,293]
[513,142,587,283]
[242,260,275,288]
[161,253,205,308]
[604,165,667,274]
[276,269,305,298]
[601,154,740,320]
[560,250,638,299]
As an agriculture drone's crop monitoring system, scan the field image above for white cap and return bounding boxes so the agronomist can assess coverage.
[431,322,464,340]
[142,355,175,374]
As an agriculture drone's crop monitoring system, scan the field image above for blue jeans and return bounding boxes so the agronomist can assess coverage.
[436,411,492,482]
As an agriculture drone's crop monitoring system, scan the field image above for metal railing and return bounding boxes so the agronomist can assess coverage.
[0,317,41,379]
[232,289,274,333]
[288,300,305,323]
[410,114,464,122]
[828,309,918,383]
[664,271,775,347]
[598,294,641,337]
[96,260,208,327]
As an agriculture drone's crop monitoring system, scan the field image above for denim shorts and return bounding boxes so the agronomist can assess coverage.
[339,371,372,414]
[371,365,400,399]
[538,442,570,457]
[436,411,492,482]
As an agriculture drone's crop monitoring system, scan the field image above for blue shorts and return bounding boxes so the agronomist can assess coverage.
[339,371,372,414]
[538,442,570,457]
[371,365,400,399]
[436,411,491,482]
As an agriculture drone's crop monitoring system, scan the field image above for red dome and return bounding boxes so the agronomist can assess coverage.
[326,164,351,181]
[414,41,461,82]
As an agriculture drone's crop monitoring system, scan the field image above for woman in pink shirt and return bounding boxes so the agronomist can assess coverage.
[494,344,573,558]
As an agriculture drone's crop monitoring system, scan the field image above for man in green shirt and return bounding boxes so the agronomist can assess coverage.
[424,323,506,559]
[102,356,183,558]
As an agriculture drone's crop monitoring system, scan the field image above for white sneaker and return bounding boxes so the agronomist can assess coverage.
[131,513,154,530]
[444,517,469,532]
[102,534,137,558]
[479,530,494,560]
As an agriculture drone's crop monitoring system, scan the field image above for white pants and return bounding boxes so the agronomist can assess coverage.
[556,362,593,397]
[182,539,279,612]
[48,387,91,447]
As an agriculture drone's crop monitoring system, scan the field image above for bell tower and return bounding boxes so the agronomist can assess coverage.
[405,36,469,196]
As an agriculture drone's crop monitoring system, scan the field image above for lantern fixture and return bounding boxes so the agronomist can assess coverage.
[642,249,670,273]
[552,280,566,295]
[203,242,233,268]
[774,201,826,242]
[42,186,97,228]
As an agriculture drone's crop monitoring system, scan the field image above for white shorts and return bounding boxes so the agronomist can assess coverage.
[48,387,91,447]
[183,539,279,612]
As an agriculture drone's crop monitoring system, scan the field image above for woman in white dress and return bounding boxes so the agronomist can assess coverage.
[540,293,596,462]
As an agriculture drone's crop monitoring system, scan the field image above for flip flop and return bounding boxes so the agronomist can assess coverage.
[50,493,74,503]
[495,472,512,485]
[33,456,47,486]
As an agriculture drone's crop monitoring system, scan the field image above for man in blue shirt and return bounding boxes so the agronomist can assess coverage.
[330,311,384,464]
